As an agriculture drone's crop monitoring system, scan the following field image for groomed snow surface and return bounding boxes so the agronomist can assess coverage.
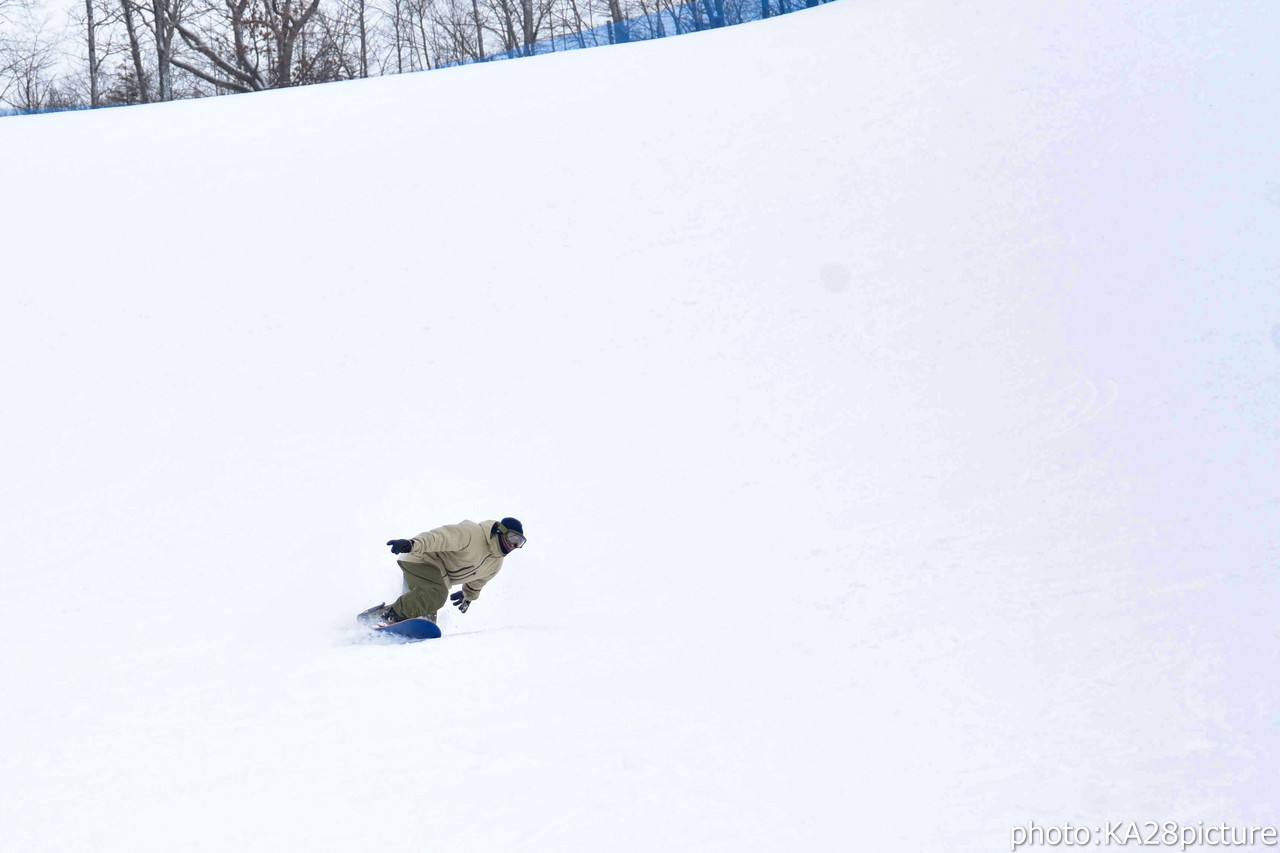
[2,0,1278,850]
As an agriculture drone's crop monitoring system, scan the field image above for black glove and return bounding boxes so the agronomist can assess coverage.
[450,591,471,614]
[386,539,413,554]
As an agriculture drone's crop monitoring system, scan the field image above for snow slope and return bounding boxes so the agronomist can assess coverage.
[2,0,1278,850]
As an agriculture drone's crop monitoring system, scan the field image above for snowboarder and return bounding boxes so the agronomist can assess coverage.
[358,517,526,627]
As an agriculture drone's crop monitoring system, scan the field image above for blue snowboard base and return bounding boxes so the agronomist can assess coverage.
[372,617,442,642]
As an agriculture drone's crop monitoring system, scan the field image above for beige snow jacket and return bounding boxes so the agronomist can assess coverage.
[399,519,507,601]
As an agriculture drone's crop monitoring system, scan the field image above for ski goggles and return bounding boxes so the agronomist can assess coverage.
[500,527,526,549]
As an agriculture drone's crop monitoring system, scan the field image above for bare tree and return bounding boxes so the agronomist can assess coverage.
[549,0,597,50]
[166,0,325,91]
[598,0,625,43]
[0,0,63,110]
[81,0,125,105]
[421,0,484,65]
[113,0,179,101]
[120,0,151,101]
[4,33,58,109]
[1,0,23,102]
[467,0,483,58]
[152,0,175,99]
[398,0,428,68]
[353,0,366,75]
[294,0,369,83]
[629,0,662,39]
[86,0,99,102]
[383,0,403,71]
[485,0,548,55]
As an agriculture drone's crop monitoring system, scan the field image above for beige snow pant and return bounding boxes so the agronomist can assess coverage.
[391,560,448,621]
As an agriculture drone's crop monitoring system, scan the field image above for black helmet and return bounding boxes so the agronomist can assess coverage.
[497,517,526,551]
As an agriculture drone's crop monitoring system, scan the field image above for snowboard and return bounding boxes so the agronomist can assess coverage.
[372,617,442,642]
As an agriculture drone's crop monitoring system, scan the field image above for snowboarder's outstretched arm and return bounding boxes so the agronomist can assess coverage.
[407,522,477,556]
[385,523,477,556]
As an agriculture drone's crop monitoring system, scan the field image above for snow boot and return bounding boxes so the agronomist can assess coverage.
[356,602,403,627]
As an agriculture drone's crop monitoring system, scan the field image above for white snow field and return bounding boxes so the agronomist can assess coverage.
[2,0,1279,850]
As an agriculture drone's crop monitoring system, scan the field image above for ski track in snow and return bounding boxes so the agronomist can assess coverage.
[1045,377,1121,438]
